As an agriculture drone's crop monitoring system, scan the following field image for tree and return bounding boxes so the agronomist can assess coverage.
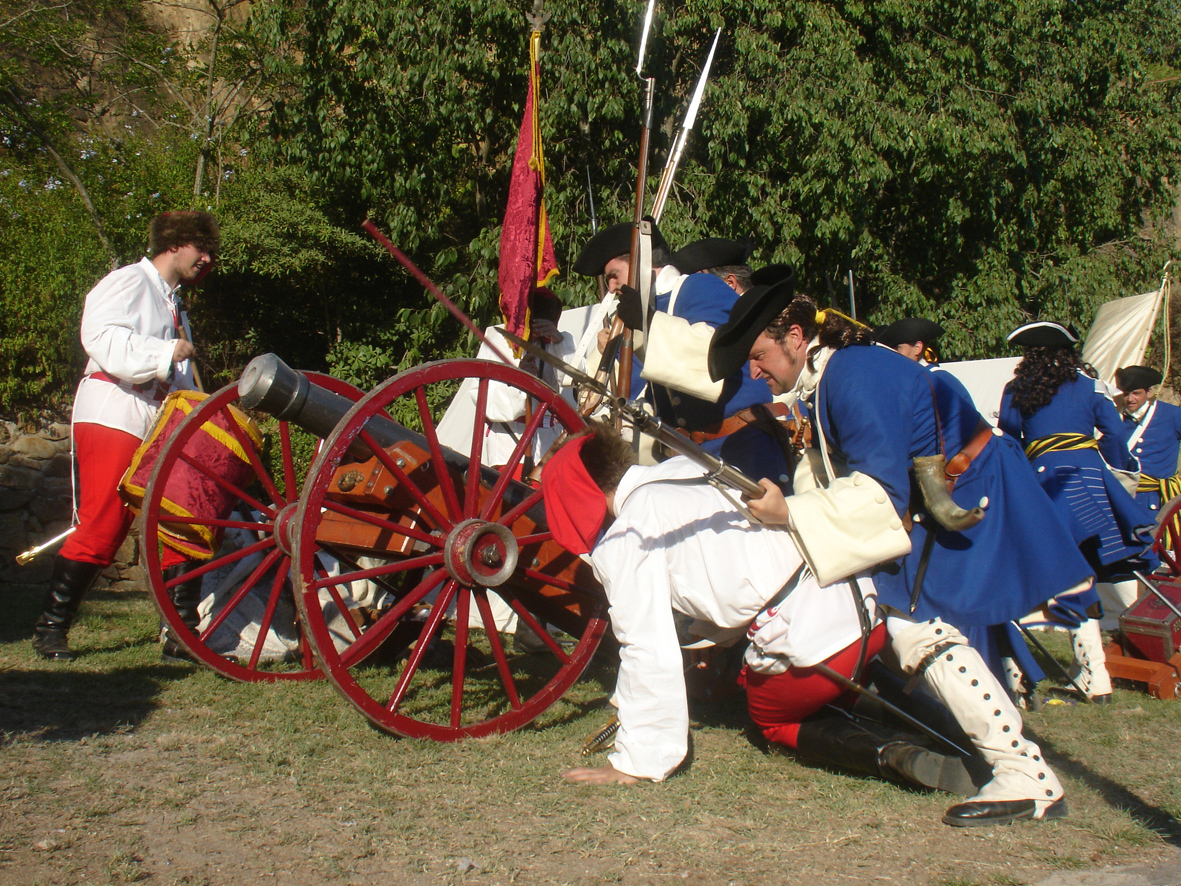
[263,0,1181,366]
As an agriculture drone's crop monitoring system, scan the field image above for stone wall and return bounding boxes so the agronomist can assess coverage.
[0,421,142,591]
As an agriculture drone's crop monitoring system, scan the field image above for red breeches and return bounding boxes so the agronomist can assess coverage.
[742,623,887,750]
[60,422,185,569]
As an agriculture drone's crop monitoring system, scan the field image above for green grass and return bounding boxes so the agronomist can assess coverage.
[1,583,1180,885]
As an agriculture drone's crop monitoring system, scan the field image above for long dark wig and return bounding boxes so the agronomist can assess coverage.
[1007,346,1091,416]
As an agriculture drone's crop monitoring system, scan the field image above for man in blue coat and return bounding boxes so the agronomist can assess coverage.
[1117,365,1181,518]
[573,225,788,484]
[708,281,1094,828]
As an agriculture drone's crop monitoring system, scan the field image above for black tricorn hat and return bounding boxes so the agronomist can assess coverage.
[571,220,670,277]
[670,238,752,274]
[874,317,944,348]
[1006,321,1079,348]
[708,274,797,382]
[1115,365,1163,393]
[749,263,794,287]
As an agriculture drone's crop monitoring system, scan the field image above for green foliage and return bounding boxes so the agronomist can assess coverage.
[263,0,1181,365]
[1,0,1180,417]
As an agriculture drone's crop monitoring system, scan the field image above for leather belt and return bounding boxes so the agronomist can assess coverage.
[944,419,994,490]
[681,402,790,444]
[87,371,170,401]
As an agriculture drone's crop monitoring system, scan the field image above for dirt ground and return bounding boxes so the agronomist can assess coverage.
[3,581,1181,886]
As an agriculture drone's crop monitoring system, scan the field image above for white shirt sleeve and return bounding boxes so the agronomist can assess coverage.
[592,495,690,782]
[80,262,177,384]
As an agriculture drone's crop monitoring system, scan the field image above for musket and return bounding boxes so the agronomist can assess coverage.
[501,329,764,500]
[615,0,659,406]
[652,27,721,222]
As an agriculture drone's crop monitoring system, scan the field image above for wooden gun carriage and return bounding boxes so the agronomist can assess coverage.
[137,354,609,740]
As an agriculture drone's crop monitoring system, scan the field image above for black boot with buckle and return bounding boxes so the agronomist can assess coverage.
[32,556,103,661]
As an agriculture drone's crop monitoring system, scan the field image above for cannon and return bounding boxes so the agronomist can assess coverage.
[138,355,609,740]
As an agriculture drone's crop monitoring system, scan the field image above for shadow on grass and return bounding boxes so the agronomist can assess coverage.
[1029,725,1181,847]
[0,663,186,745]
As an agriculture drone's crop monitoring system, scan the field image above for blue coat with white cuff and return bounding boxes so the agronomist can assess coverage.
[807,345,1093,627]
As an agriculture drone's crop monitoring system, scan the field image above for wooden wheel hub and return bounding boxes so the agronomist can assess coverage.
[444,519,517,587]
[274,502,300,556]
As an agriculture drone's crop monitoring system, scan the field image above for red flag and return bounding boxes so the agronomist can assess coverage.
[498,30,559,347]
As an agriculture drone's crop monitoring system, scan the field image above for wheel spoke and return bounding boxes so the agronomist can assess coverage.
[338,568,449,669]
[502,590,571,664]
[178,449,274,519]
[322,498,441,548]
[202,547,285,640]
[522,567,579,593]
[247,559,292,670]
[309,551,444,592]
[387,580,457,713]
[465,378,489,517]
[164,536,274,589]
[450,590,471,728]
[480,401,552,521]
[223,408,285,507]
[473,590,521,710]
[416,385,463,522]
[497,487,545,528]
[279,421,298,502]
[313,552,364,642]
[158,514,274,533]
[358,427,452,532]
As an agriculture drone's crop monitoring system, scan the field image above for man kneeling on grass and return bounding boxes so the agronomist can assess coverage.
[543,422,978,800]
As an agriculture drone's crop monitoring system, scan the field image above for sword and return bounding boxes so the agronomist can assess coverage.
[16,526,76,565]
[811,661,974,758]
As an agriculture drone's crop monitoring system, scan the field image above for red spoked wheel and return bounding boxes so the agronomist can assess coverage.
[1153,494,1181,576]
[141,374,363,681]
[292,358,609,740]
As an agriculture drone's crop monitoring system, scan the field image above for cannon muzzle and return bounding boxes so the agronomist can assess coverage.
[239,354,545,521]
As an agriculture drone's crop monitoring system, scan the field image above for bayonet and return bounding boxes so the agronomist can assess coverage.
[635,0,657,76]
[653,27,721,221]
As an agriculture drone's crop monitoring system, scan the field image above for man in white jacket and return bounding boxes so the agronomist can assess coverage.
[542,424,977,797]
[32,212,217,661]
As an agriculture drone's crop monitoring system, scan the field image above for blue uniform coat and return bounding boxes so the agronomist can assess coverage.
[628,273,787,482]
[999,373,1155,577]
[809,346,1093,627]
[1124,400,1181,513]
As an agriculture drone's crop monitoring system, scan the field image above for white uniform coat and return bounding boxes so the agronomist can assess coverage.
[72,257,195,438]
[591,458,875,781]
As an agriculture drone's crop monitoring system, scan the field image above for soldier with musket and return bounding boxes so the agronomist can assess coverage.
[707,280,1094,827]
[572,225,790,485]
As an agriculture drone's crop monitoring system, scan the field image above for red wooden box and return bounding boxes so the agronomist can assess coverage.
[1120,581,1181,663]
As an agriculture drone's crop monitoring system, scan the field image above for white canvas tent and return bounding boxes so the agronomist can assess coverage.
[1081,269,1171,388]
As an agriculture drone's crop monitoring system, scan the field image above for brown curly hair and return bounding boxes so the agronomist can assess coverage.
[764,294,873,369]
[578,421,636,493]
[148,211,220,257]
[1007,346,1090,416]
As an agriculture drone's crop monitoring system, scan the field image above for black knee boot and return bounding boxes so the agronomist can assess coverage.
[794,712,981,797]
[161,562,204,662]
[32,556,103,661]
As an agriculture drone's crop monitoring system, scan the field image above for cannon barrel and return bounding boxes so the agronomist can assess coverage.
[238,354,547,522]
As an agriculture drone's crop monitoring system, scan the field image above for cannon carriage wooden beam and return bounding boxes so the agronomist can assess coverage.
[141,355,608,739]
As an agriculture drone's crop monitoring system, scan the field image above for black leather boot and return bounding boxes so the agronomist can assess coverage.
[32,556,103,661]
[161,562,204,662]
[794,712,980,796]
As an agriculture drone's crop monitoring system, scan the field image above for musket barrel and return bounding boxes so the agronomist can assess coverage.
[239,354,547,522]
